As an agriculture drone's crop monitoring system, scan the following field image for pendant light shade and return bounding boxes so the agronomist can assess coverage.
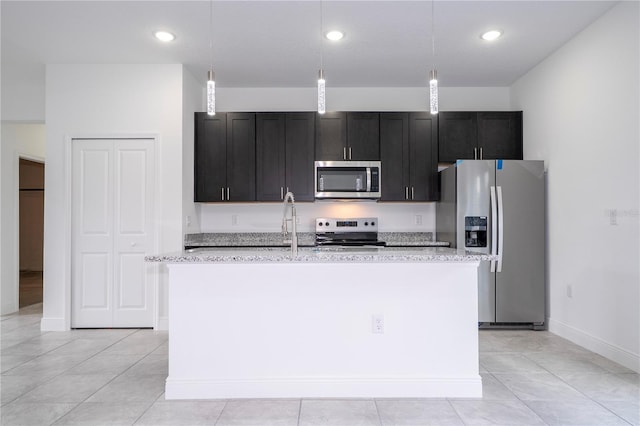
[317,69,326,115]
[207,70,216,116]
[429,69,438,115]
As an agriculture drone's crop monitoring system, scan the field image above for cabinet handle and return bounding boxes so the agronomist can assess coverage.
[405,187,409,200]
[221,187,225,201]
[227,187,230,201]
[479,147,483,160]
[474,147,478,160]
[411,187,415,200]
[286,187,289,193]
[280,187,284,200]
[343,147,347,160]
[348,147,352,160]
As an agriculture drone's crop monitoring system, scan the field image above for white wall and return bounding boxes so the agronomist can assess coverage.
[0,123,46,314]
[182,70,202,236]
[199,202,436,234]
[42,64,185,330]
[1,64,46,122]
[511,2,639,371]
[198,86,511,234]
[216,86,511,112]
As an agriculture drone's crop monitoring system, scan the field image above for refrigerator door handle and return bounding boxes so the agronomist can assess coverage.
[497,185,504,272]
[490,186,498,272]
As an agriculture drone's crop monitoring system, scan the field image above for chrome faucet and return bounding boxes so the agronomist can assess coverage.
[282,191,298,256]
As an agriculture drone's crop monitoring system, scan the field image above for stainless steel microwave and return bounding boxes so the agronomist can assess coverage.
[314,161,381,199]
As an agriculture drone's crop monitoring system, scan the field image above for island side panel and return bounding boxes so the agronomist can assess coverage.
[166,261,482,399]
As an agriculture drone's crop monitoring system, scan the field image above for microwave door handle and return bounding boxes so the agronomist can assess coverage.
[366,168,371,192]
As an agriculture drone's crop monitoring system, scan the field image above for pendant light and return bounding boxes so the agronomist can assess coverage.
[317,0,326,114]
[429,0,439,115]
[206,0,216,116]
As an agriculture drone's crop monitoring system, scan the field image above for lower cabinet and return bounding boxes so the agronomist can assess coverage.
[256,112,315,201]
[380,112,438,201]
[194,112,256,202]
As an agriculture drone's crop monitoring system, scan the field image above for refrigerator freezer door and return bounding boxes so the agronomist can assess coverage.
[457,160,496,322]
[495,160,545,323]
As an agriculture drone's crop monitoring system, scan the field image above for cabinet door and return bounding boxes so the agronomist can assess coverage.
[438,112,478,163]
[409,112,439,201]
[256,113,286,201]
[477,112,523,160]
[380,113,409,201]
[194,112,227,202]
[315,112,347,160]
[227,113,256,201]
[285,112,316,201]
[347,112,380,160]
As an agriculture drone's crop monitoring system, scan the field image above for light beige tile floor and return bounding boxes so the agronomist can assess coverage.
[1,303,638,425]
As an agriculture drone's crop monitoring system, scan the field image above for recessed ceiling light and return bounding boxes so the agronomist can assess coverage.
[481,30,502,41]
[154,31,176,42]
[325,30,344,41]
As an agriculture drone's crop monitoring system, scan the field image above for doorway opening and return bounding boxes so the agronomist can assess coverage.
[19,158,45,308]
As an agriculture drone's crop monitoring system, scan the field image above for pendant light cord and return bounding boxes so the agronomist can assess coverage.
[209,0,214,71]
[431,0,435,69]
[320,0,324,70]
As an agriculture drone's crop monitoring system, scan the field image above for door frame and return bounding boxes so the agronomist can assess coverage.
[64,134,161,329]
[7,153,45,314]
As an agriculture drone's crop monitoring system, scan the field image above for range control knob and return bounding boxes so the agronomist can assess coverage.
[364,222,369,226]
[318,222,323,226]
[371,221,376,226]
[325,222,330,226]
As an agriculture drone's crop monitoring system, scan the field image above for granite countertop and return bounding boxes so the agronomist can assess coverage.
[184,232,449,248]
[146,246,495,264]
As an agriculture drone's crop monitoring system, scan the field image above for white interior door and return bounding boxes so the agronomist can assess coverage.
[72,139,155,328]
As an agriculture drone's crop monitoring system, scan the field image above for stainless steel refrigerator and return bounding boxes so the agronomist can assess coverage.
[436,160,545,327]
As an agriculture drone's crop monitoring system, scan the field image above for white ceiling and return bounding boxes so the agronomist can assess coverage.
[1,0,618,90]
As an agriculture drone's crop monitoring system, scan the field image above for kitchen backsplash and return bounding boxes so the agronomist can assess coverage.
[195,202,436,233]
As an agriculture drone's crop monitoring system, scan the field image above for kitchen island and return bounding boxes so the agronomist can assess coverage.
[147,246,494,400]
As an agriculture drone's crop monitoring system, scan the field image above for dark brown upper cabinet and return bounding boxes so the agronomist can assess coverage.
[256,112,315,201]
[438,111,522,163]
[194,112,256,202]
[380,112,438,202]
[315,112,380,161]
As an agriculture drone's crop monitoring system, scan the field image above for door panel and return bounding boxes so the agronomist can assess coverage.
[380,113,409,201]
[80,150,110,234]
[73,139,155,328]
[285,112,315,201]
[113,141,155,327]
[456,160,496,322]
[80,253,110,309]
[117,253,145,308]
[256,113,286,201]
[495,160,545,323]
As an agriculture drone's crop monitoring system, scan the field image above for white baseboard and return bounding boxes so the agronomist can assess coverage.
[40,317,69,331]
[156,316,169,331]
[548,318,639,373]
[165,376,483,400]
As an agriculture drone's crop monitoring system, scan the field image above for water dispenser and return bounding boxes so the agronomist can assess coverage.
[465,216,487,248]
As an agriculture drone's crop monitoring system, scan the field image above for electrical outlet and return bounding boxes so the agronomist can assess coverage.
[185,215,191,227]
[372,314,384,334]
[566,285,573,298]
[414,215,423,226]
